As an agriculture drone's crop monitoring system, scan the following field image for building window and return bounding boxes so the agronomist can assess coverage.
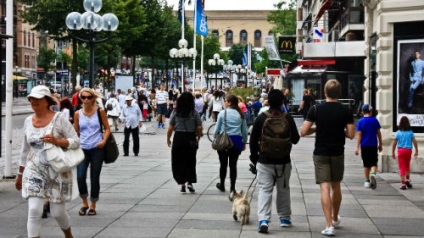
[212,30,219,38]
[240,30,247,45]
[32,32,35,48]
[226,30,233,47]
[268,30,273,36]
[254,30,262,47]
[27,31,31,47]
[23,30,26,46]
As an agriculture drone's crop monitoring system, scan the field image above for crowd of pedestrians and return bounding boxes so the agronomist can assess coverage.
[12,80,419,237]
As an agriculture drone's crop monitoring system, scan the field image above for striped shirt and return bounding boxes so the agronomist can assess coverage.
[155,90,168,104]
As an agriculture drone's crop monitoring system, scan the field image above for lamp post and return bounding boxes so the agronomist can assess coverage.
[208,53,224,89]
[223,59,233,88]
[169,39,196,92]
[65,0,119,89]
[0,34,13,160]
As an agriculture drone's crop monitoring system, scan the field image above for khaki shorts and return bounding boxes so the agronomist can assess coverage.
[313,154,344,184]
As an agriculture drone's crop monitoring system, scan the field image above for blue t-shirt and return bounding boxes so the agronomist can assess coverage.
[395,130,414,149]
[356,116,381,147]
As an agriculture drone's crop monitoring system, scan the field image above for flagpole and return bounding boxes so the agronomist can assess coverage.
[192,0,197,90]
[181,1,185,91]
[201,36,204,89]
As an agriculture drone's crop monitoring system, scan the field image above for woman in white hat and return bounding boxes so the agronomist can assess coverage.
[15,85,79,238]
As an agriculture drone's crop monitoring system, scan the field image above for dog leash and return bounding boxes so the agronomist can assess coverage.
[246,174,257,203]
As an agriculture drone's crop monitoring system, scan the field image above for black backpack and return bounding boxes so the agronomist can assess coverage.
[260,111,292,159]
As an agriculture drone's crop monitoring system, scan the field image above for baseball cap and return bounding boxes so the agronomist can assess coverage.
[362,104,372,112]
[27,85,53,100]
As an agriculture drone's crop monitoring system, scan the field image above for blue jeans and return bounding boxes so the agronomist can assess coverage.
[77,147,104,202]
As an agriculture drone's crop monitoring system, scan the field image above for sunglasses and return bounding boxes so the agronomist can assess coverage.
[81,95,93,100]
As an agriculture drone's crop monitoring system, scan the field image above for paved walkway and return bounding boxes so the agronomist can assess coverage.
[0,104,424,237]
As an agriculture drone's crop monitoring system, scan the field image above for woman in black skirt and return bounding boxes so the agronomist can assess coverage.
[167,92,203,193]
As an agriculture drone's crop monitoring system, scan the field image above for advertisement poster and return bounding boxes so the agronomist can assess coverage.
[397,39,424,127]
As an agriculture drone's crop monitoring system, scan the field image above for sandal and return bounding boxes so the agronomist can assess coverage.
[87,209,97,216]
[79,207,89,216]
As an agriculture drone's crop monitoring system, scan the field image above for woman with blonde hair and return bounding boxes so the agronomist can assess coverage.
[74,88,110,216]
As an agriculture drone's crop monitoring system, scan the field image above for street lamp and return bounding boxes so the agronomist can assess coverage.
[223,60,233,87]
[169,38,196,92]
[65,0,119,89]
[208,53,224,89]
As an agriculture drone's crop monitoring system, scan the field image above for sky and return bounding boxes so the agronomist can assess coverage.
[167,0,282,11]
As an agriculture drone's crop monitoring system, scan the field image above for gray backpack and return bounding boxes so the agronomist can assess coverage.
[260,111,292,159]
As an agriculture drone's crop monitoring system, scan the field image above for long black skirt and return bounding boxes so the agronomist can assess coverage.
[171,131,197,184]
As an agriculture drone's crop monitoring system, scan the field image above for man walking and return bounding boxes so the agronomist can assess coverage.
[301,79,355,236]
[249,89,300,233]
[155,83,169,129]
[120,95,143,156]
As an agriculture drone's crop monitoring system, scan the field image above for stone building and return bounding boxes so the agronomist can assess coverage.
[185,10,273,51]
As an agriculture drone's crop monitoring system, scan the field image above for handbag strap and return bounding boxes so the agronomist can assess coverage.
[48,112,60,134]
[224,109,227,133]
[97,107,104,133]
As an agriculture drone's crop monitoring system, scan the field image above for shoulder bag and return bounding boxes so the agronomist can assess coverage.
[212,109,234,151]
[97,108,119,163]
[44,113,85,173]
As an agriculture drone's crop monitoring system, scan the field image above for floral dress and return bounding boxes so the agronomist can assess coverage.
[19,112,80,203]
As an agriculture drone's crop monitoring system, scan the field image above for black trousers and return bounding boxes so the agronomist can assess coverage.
[123,126,139,155]
[217,147,241,192]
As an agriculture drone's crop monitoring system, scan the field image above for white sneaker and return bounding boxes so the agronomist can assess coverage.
[332,215,341,228]
[364,181,370,188]
[321,226,335,236]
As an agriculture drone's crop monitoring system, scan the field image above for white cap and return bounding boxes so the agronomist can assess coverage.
[27,85,53,100]
[125,95,134,101]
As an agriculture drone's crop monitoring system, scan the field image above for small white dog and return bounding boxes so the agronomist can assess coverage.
[229,190,250,225]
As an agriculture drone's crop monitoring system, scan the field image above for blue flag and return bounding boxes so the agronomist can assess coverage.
[195,0,208,36]
[178,0,184,23]
[242,45,248,67]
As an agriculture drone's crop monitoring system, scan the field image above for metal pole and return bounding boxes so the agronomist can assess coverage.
[89,41,95,88]
[4,0,14,178]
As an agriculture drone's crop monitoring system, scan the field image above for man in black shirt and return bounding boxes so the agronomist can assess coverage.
[301,79,355,236]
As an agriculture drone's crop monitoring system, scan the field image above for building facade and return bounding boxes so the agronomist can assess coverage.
[296,0,424,172]
[185,10,273,51]
[363,0,424,172]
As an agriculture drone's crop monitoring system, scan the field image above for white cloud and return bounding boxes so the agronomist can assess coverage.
[166,0,281,11]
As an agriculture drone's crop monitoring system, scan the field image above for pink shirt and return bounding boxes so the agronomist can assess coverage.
[238,102,247,113]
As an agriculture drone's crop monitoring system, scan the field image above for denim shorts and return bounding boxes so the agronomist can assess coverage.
[156,103,167,115]
[313,154,344,184]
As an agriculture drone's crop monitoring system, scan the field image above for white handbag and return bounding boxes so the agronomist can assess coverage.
[44,113,85,173]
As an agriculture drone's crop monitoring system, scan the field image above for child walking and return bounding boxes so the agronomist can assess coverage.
[355,104,382,189]
[392,116,419,190]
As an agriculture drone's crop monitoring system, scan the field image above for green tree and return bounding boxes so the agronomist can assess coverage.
[267,0,297,36]
[36,47,56,73]
[228,43,245,66]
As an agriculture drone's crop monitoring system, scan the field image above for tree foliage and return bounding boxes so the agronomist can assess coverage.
[36,47,56,72]
[267,0,297,36]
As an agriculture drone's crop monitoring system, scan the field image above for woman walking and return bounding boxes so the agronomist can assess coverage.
[15,85,78,238]
[214,95,248,193]
[167,92,203,193]
[208,90,225,122]
[74,88,110,216]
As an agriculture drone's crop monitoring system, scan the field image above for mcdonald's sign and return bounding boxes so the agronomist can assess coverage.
[278,37,296,54]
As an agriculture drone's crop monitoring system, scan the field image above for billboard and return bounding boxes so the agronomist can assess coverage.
[396,39,424,127]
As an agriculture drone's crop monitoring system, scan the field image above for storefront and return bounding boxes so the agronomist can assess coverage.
[363,0,424,171]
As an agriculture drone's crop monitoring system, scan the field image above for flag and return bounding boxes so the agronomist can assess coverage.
[264,36,281,61]
[178,0,184,23]
[242,45,250,68]
[195,0,208,36]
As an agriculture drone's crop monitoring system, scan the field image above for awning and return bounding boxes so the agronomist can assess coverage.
[287,59,336,72]
[313,0,332,25]
[13,75,28,80]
